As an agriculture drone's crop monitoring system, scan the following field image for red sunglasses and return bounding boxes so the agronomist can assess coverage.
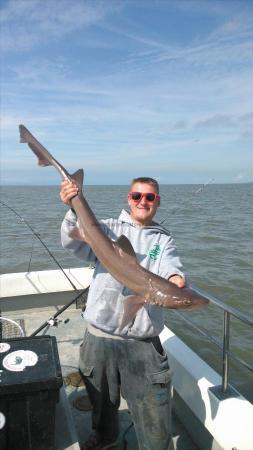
[128,192,160,203]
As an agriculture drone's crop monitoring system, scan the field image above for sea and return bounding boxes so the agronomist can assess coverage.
[0,183,252,402]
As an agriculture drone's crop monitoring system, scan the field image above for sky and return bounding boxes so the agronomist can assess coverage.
[1,0,253,185]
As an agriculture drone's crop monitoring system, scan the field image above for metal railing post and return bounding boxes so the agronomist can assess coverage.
[173,285,253,400]
[221,311,230,393]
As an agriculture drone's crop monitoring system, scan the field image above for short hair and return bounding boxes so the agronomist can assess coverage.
[130,177,159,193]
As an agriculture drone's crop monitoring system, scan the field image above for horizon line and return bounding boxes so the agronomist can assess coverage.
[1,181,252,187]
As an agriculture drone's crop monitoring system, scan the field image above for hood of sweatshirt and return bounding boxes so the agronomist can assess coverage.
[118,209,171,236]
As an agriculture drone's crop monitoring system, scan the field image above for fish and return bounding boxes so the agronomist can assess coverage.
[19,124,209,329]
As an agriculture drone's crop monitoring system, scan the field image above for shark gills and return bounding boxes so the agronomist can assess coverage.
[19,125,209,329]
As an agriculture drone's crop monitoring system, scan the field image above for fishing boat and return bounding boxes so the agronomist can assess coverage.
[1,267,252,450]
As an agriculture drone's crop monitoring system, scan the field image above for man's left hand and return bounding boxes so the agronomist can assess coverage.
[169,275,186,288]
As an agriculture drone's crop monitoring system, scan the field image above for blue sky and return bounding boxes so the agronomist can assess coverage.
[1,0,253,185]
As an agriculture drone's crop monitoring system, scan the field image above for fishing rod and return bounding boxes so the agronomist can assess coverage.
[0,200,90,336]
[29,286,89,336]
[0,200,78,290]
[0,288,89,338]
[160,178,215,225]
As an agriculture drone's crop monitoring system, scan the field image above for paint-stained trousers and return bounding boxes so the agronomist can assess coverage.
[79,328,174,450]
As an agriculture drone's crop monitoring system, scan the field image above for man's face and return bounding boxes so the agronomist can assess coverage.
[128,182,160,226]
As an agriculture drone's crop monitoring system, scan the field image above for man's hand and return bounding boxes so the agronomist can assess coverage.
[169,275,186,288]
[60,180,79,206]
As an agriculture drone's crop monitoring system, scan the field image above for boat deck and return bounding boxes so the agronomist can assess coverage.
[5,306,200,450]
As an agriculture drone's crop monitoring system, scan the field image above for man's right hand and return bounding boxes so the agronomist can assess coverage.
[60,180,79,206]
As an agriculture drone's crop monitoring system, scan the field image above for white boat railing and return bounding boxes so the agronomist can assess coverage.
[173,285,253,399]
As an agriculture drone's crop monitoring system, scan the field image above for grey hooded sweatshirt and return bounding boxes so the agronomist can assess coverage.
[61,209,185,339]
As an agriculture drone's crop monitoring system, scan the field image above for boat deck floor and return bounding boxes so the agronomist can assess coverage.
[6,307,200,450]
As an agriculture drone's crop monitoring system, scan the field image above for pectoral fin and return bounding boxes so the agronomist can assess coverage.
[119,295,145,331]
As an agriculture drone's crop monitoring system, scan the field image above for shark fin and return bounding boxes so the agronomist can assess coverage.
[119,295,145,330]
[28,143,51,167]
[69,226,86,241]
[116,235,136,259]
[19,124,55,167]
[70,169,84,189]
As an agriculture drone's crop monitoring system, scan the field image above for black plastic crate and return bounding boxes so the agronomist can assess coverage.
[0,335,63,450]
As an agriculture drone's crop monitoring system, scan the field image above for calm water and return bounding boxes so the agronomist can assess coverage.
[0,184,252,400]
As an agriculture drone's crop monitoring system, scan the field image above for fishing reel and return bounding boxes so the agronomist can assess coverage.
[47,317,70,328]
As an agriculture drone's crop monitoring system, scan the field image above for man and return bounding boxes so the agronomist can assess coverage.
[60,177,185,450]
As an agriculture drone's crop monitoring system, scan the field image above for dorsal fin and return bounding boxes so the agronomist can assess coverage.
[70,169,84,190]
[116,235,136,258]
[68,226,85,241]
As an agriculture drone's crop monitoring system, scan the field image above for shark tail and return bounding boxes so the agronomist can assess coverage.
[19,124,73,180]
[119,295,146,331]
[19,125,53,167]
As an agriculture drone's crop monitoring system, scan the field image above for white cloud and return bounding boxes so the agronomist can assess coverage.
[0,0,123,51]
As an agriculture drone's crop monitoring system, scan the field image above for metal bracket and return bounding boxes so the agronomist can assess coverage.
[209,385,240,400]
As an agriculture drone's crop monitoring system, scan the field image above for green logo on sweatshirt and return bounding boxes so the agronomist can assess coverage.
[148,244,161,261]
